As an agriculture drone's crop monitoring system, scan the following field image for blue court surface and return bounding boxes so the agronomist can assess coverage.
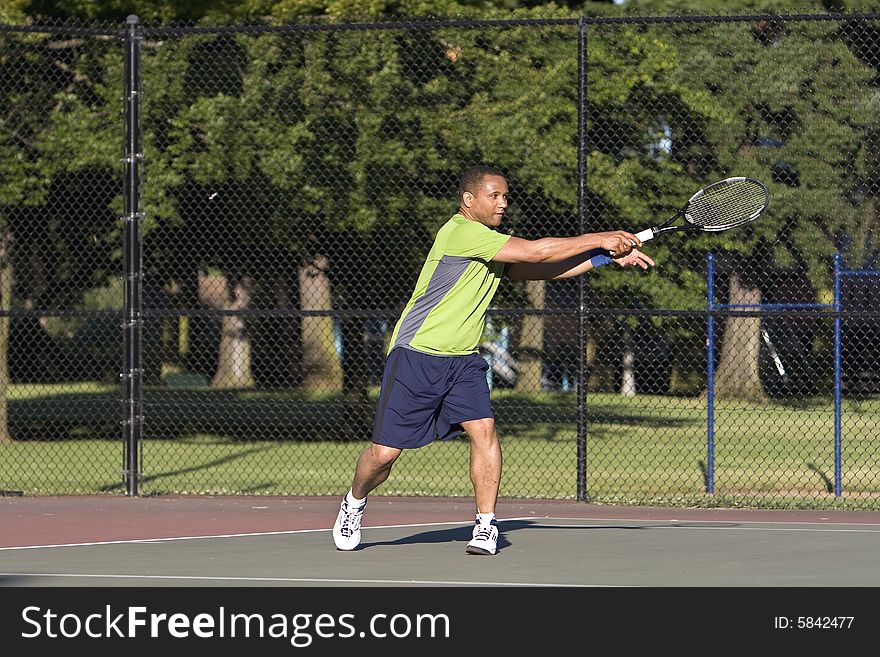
[2,497,877,652]
[1,496,879,587]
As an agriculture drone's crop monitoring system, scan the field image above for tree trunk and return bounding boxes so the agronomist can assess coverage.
[515,279,545,393]
[274,276,299,387]
[0,230,12,443]
[668,334,691,395]
[340,316,372,439]
[715,271,768,402]
[620,323,637,397]
[298,255,342,392]
[587,319,612,391]
[163,278,183,376]
[198,272,256,389]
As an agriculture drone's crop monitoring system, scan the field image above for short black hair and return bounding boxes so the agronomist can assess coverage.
[459,165,506,199]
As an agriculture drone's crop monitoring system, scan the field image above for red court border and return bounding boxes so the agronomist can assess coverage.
[3,495,880,548]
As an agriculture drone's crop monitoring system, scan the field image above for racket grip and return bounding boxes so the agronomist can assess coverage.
[634,228,654,243]
[609,228,655,257]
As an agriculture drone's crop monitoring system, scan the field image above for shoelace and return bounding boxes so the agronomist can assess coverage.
[473,523,495,541]
[339,503,364,537]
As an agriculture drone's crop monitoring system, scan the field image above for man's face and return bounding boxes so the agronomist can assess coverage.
[463,175,509,227]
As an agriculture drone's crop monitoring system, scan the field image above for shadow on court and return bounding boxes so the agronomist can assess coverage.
[358,519,743,550]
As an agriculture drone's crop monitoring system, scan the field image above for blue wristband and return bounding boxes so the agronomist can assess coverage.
[588,253,613,269]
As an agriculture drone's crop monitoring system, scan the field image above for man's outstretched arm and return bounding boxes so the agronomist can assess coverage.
[505,248,655,280]
[492,231,640,265]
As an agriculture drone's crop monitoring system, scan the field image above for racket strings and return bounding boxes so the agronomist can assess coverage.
[686,181,767,230]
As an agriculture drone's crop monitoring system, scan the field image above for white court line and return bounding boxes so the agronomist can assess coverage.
[539,515,880,527]
[0,520,473,551]
[0,572,619,587]
[2,516,878,552]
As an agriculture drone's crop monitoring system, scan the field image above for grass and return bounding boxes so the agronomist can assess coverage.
[1,383,879,510]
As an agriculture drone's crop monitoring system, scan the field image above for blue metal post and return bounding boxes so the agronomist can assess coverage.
[706,253,716,494]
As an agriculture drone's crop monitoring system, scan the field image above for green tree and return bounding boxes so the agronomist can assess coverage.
[664,9,878,400]
[0,20,123,440]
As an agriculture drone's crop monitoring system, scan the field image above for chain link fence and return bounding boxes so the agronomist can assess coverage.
[1,11,879,507]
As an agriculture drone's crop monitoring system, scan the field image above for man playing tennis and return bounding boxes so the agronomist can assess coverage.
[333,165,654,555]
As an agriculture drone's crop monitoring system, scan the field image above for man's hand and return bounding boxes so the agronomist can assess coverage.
[613,248,655,270]
[598,231,641,257]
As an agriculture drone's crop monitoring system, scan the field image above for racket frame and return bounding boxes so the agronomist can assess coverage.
[647,176,769,240]
[608,176,768,257]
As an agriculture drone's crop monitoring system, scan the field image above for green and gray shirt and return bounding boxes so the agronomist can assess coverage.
[388,214,512,356]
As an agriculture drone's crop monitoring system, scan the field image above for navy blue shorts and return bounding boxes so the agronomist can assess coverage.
[372,347,494,449]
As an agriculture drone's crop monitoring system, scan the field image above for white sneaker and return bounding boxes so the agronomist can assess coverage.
[333,496,366,550]
[466,516,498,555]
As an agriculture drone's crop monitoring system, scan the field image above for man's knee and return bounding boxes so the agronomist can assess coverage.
[462,418,497,444]
[367,442,402,468]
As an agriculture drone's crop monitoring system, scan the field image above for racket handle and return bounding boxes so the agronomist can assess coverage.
[634,228,655,243]
[609,228,655,257]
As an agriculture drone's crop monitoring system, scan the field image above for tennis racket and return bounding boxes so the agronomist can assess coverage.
[611,177,769,256]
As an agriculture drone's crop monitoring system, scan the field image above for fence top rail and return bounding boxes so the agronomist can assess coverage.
[5,11,880,38]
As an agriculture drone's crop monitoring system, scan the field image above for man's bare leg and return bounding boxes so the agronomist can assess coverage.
[460,417,502,555]
[461,417,502,515]
[351,442,402,499]
[333,442,402,550]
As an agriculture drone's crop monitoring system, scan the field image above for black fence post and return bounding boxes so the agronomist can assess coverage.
[576,17,589,502]
[122,14,144,496]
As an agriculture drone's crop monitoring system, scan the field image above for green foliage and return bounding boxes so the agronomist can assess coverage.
[4,1,880,383]
[21,0,243,22]
[0,0,29,23]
